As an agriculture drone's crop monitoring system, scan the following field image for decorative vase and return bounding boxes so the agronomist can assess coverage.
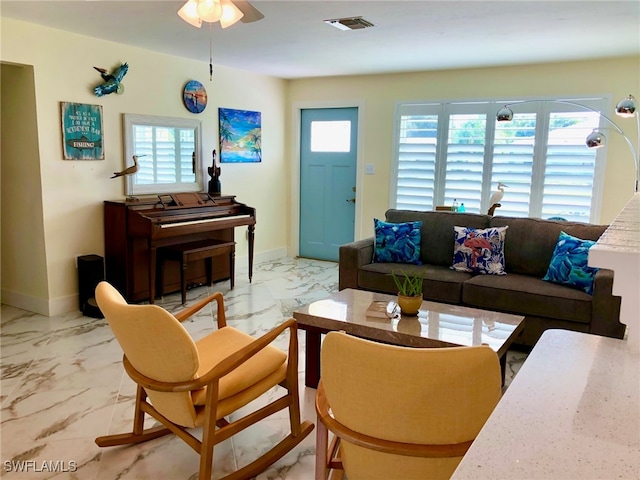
[397,293,423,316]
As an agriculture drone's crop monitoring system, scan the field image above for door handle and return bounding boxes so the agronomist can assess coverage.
[346,198,356,203]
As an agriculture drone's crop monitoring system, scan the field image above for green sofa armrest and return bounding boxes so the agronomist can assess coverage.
[590,268,625,339]
[339,238,374,291]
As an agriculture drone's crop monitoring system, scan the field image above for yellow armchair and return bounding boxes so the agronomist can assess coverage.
[95,281,313,480]
[315,332,501,480]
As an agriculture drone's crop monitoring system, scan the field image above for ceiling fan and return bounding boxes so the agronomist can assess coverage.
[178,0,264,29]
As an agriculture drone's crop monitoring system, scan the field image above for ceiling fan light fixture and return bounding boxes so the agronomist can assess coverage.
[220,0,244,28]
[197,0,223,23]
[178,0,202,28]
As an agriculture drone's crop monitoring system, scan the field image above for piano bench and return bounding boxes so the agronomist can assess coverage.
[158,239,236,305]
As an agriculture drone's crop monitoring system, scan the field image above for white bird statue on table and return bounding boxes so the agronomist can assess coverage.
[111,155,143,178]
[489,182,508,207]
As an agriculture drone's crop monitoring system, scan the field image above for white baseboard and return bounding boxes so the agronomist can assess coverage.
[1,288,52,316]
[3,249,291,317]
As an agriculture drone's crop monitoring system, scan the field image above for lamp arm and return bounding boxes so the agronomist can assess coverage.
[630,112,640,192]
[506,99,639,192]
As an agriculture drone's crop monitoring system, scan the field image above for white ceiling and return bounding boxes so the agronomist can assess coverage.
[2,0,639,79]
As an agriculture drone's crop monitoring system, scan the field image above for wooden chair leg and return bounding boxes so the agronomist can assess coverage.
[230,249,235,289]
[96,387,172,447]
[315,418,329,480]
[180,254,187,305]
[199,405,217,480]
[205,257,213,286]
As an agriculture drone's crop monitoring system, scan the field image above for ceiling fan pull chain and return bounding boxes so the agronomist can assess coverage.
[209,22,214,81]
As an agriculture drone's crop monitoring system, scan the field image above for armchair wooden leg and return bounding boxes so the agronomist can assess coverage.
[96,386,172,447]
[315,418,329,480]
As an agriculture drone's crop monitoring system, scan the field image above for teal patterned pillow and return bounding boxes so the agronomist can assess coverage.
[543,231,599,295]
[373,219,422,264]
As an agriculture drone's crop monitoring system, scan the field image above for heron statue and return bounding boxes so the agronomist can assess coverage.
[93,62,128,97]
[111,155,143,178]
[488,182,508,215]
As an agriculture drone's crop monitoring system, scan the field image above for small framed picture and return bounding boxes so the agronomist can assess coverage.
[61,102,104,160]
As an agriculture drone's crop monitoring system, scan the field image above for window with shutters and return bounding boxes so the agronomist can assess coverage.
[392,97,607,222]
[123,114,203,195]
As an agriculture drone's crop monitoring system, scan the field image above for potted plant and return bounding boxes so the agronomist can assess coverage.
[392,271,424,316]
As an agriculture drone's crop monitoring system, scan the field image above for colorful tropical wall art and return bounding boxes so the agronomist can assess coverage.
[218,108,262,163]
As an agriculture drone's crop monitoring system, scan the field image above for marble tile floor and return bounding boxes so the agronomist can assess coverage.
[1,256,527,479]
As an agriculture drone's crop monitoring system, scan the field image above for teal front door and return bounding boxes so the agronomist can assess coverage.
[299,107,358,261]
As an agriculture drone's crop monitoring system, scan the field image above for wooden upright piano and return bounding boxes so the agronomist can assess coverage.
[104,193,255,303]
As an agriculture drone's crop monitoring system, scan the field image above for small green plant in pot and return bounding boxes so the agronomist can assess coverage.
[392,271,424,316]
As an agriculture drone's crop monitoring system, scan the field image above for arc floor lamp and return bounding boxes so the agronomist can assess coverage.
[497,94,639,193]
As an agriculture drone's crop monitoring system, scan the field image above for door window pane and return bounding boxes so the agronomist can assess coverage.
[310,121,351,152]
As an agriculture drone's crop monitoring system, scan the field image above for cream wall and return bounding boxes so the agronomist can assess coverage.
[1,18,288,315]
[1,15,638,316]
[1,63,49,311]
[287,56,640,240]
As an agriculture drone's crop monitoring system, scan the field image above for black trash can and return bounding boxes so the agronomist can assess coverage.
[78,254,104,318]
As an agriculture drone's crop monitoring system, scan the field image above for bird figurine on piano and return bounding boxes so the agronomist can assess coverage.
[93,62,128,97]
[111,155,143,178]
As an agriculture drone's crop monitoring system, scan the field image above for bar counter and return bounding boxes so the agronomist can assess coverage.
[452,329,639,479]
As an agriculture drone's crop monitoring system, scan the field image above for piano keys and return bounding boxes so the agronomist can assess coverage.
[104,193,255,303]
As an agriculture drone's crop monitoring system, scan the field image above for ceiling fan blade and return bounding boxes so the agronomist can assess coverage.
[232,0,265,23]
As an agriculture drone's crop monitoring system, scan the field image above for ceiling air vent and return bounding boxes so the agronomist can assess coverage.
[324,16,375,31]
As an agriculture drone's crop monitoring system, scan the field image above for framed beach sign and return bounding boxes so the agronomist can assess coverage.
[218,108,262,163]
[61,102,104,160]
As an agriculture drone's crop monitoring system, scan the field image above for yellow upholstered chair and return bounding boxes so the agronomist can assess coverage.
[95,281,313,480]
[315,332,502,480]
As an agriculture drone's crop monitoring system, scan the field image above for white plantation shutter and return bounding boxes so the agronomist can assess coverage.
[541,112,600,222]
[132,125,195,186]
[491,113,536,217]
[443,113,487,213]
[395,105,440,211]
[392,97,607,222]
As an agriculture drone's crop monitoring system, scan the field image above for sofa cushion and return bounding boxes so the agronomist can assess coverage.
[373,218,422,264]
[489,216,607,277]
[452,226,508,275]
[462,273,592,324]
[543,231,600,295]
[386,210,491,267]
[359,263,473,304]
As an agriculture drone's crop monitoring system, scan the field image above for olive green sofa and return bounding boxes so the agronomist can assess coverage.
[338,209,625,348]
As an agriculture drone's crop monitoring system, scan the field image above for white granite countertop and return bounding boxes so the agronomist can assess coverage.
[452,329,640,480]
[589,192,640,351]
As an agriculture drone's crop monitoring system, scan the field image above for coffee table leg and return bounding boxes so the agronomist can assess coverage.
[305,329,321,388]
[500,353,507,386]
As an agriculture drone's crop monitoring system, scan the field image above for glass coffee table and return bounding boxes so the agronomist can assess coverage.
[293,288,525,388]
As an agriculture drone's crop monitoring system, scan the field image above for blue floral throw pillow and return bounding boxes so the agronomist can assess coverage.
[373,219,422,264]
[543,231,599,295]
[451,226,508,275]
